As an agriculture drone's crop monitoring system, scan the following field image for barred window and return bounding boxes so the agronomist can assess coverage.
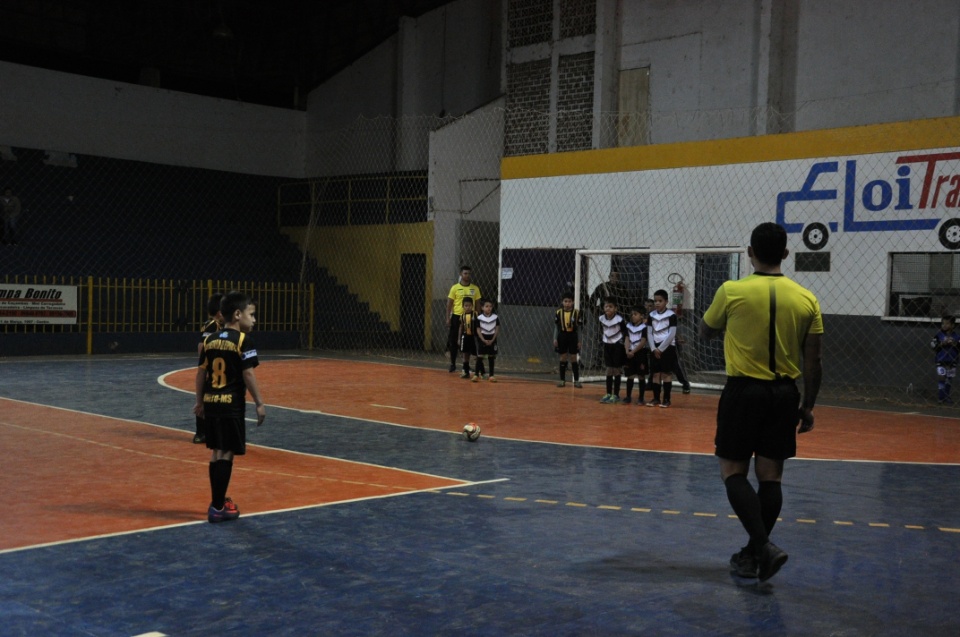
[889,252,960,318]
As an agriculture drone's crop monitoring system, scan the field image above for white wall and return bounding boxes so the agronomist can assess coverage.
[304,0,502,177]
[613,0,960,142]
[791,0,960,130]
[502,137,960,319]
[428,98,505,298]
[0,61,306,177]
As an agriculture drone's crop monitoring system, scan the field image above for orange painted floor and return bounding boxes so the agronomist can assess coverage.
[167,358,960,464]
[0,397,463,552]
[6,357,958,553]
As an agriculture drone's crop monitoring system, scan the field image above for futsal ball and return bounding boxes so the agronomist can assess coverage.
[462,423,481,442]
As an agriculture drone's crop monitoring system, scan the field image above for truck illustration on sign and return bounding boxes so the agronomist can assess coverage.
[776,151,960,250]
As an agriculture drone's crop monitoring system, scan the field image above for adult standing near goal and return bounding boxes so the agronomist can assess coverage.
[445,265,481,373]
[699,222,823,583]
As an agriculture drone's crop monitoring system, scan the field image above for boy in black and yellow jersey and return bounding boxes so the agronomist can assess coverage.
[458,297,479,379]
[193,293,224,444]
[554,291,584,388]
[194,291,267,524]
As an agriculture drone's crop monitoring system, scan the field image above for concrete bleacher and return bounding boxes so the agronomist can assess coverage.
[0,146,395,348]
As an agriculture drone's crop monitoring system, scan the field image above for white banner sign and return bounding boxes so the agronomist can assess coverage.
[0,284,79,325]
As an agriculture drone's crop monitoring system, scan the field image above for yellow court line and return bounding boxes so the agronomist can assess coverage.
[430,492,960,533]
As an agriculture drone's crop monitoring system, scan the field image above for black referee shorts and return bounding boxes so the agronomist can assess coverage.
[714,376,800,462]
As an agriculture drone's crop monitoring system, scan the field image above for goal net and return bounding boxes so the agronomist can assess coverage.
[575,247,745,389]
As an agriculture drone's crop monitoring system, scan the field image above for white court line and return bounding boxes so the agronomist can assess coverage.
[370,403,407,410]
[0,478,509,556]
[0,396,476,482]
[156,367,960,465]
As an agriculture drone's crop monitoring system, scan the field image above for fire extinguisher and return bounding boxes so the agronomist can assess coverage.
[670,275,685,317]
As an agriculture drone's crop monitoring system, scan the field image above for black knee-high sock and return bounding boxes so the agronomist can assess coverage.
[195,416,205,436]
[637,377,646,403]
[663,381,673,403]
[210,459,233,509]
[606,375,613,394]
[652,382,662,403]
[488,357,495,377]
[476,358,485,376]
[572,361,580,381]
[724,474,768,550]
[559,361,568,381]
[613,375,621,397]
[626,377,634,399]
[758,481,783,535]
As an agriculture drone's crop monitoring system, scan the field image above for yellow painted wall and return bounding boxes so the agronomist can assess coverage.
[282,222,434,349]
[502,115,960,178]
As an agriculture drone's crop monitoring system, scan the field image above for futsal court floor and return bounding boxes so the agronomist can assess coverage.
[1,354,959,636]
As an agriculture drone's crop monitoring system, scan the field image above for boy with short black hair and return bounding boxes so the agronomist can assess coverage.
[194,291,266,523]
[554,291,584,388]
[474,299,500,382]
[193,292,224,444]
[931,314,960,404]
[623,307,649,405]
[648,289,679,407]
[458,297,479,379]
[599,297,626,403]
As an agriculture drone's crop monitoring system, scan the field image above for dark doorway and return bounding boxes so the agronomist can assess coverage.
[400,253,427,350]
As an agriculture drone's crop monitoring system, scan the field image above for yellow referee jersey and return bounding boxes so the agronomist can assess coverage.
[448,282,482,316]
[702,272,823,380]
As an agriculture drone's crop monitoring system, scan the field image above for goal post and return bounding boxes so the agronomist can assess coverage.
[574,247,746,390]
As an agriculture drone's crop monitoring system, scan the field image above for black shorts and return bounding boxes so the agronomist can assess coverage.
[447,314,463,351]
[477,339,498,357]
[460,333,477,354]
[649,344,678,375]
[205,414,247,455]
[624,350,648,377]
[603,342,625,368]
[555,331,580,355]
[714,377,801,462]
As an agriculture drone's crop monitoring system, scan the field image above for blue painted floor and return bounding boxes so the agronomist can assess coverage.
[1,356,959,636]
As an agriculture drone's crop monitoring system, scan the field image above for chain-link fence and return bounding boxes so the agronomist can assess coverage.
[4,108,960,405]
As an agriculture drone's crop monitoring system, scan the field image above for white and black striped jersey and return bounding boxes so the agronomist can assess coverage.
[648,309,677,350]
[599,313,626,344]
[625,321,647,352]
[477,312,499,338]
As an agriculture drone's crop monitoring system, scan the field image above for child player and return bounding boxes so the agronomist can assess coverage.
[648,289,679,407]
[623,307,649,405]
[931,314,960,404]
[193,292,224,444]
[458,297,479,379]
[194,291,266,523]
[474,299,500,382]
[554,291,584,388]
[599,297,626,403]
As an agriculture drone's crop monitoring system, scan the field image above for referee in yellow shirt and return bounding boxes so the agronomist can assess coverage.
[700,222,823,583]
[446,265,481,372]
